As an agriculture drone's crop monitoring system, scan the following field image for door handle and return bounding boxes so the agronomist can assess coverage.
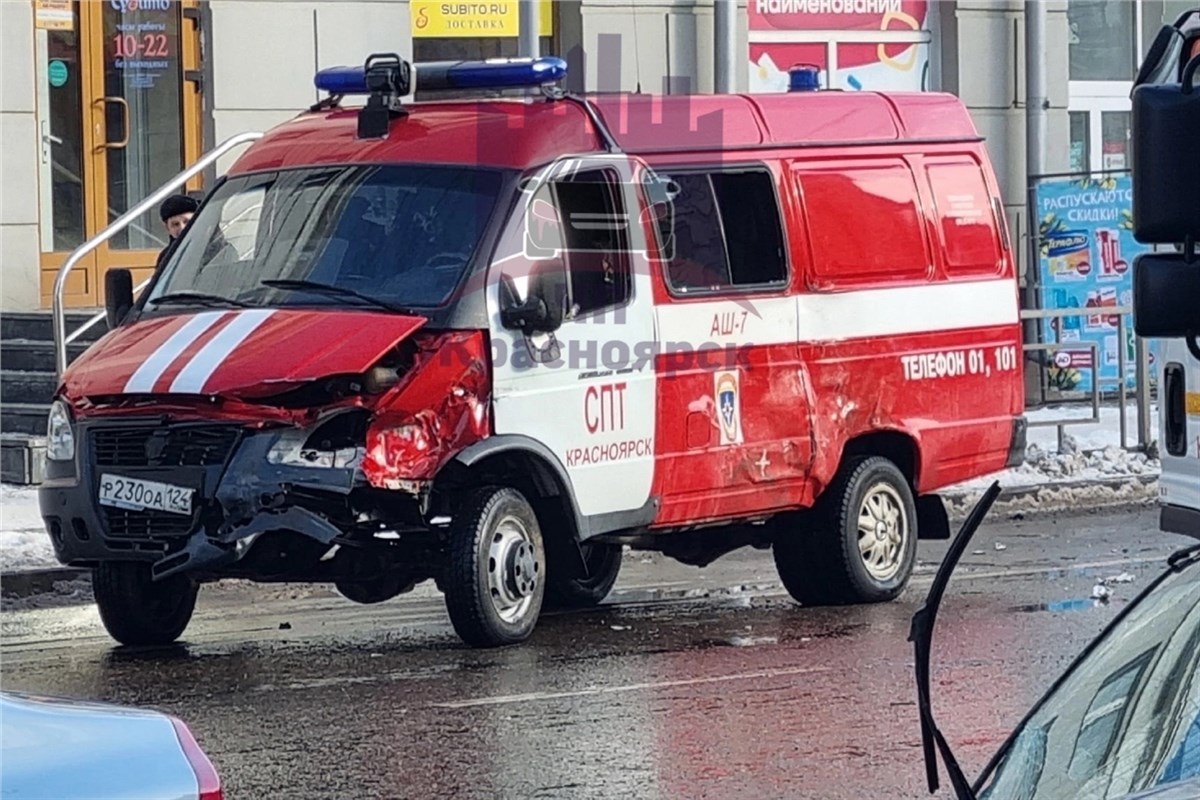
[96,96,130,149]
[40,120,63,164]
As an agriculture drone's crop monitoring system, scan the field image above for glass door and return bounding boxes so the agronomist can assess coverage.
[36,1,94,305]
[36,0,201,308]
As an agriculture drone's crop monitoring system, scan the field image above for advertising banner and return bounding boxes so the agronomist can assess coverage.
[748,0,930,92]
[1034,174,1157,394]
[411,1,553,38]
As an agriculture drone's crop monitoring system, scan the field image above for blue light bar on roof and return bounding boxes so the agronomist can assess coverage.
[313,56,568,97]
[416,56,568,92]
[314,65,370,95]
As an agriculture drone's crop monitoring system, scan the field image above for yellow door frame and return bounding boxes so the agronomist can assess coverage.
[38,0,203,309]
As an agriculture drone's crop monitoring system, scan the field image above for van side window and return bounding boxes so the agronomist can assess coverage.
[660,169,788,294]
[550,169,632,317]
[797,163,930,286]
[925,160,1004,276]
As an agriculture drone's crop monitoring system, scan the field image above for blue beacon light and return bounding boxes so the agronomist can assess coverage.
[788,65,821,92]
[314,56,568,95]
[314,65,370,95]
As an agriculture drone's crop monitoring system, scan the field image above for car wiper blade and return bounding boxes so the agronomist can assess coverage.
[150,292,252,308]
[260,279,411,314]
[908,481,1002,800]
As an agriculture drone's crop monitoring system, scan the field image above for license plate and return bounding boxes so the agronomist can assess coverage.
[98,474,193,516]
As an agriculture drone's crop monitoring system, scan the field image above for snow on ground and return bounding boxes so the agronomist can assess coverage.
[0,485,56,575]
[0,403,1162,574]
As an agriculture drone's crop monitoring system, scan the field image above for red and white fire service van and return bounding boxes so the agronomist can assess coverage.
[40,55,1026,648]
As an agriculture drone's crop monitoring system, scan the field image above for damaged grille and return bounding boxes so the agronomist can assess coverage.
[103,507,195,538]
[92,425,240,468]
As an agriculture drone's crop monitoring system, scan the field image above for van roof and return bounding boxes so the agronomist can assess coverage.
[228,91,981,175]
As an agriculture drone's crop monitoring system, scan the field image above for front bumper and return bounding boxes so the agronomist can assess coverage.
[38,419,365,580]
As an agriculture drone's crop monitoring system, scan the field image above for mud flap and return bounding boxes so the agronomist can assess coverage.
[915,495,951,541]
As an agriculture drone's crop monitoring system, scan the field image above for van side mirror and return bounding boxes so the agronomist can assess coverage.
[104,268,134,329]
[1133,253,1200,339]
[499,260,566,334]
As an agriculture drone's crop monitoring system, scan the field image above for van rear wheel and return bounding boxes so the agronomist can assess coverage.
[93,562,198,646]
[774,456,917,606]
[443,486,545,647]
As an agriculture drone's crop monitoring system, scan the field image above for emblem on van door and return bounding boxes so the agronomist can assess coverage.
[714,370,743,445]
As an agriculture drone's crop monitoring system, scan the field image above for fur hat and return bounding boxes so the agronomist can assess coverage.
[160,194,199,222]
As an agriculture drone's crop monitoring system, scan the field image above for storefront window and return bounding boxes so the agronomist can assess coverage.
[1069,0,1137,81]
[1069,111,1090,173]
[1101,111,1131,171]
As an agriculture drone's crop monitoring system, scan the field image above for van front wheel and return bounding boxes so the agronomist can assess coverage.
[774,456,917,606]
[443,486,546,647]
[93,562,198,646]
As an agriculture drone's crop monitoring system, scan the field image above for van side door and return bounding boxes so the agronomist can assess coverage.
[647,163,814,525]
[489,157,658,531]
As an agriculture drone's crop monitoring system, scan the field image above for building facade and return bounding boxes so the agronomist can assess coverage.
[0,0,1192,311]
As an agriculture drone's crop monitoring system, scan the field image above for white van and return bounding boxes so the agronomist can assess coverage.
[1159,337,1200,537]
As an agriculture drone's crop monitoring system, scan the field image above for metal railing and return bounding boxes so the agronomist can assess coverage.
[52,131,264,377]
[1020,306,1155,453]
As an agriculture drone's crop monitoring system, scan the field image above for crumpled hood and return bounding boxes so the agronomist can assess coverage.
[63,308,426,401]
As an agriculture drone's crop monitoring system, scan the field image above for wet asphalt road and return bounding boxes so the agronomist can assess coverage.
[2,506,1194,800]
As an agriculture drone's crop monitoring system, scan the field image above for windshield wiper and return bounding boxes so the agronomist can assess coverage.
[150,292,252,308]
[908,481,1003,800]
[260,279,413,314]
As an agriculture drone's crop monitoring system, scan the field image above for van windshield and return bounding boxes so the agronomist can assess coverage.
[147,164,506,311]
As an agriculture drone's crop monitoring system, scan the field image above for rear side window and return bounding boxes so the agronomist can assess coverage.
[926,160,1004,276]
[657,168,788,294]
[796,163,930,286]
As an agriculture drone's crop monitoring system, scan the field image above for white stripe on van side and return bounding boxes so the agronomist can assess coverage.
[794,278,1019,341]
[654,278,1019,347]
[123,312,227,394]
[168,309,276,394]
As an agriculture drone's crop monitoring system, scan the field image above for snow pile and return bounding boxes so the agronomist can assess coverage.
[1021,439,1159,480]
[0,578,91,611]
[0,486,55,573]
[951,435,1160,493]
[948,402,1162,498]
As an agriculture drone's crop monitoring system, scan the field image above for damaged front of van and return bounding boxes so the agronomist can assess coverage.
[38,154,514,645]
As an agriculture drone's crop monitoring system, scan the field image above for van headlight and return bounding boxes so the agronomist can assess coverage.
[46,401,75,461]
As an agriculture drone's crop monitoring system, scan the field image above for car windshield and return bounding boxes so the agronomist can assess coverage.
[147,164,507,311]
[978,555,1200,800]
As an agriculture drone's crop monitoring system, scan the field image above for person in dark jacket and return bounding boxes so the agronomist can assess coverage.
[155,194,199,271]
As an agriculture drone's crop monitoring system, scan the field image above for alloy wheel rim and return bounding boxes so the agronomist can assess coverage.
[856,483,908,581]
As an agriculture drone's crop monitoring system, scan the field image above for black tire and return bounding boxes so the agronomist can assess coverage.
[774,456,918,606]
[443,486,545,647]
[545,541,622,610]
[93,562,198,646]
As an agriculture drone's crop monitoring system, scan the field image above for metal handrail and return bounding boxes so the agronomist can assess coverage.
[52,131,264,377]
[1019,304,1154,454]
